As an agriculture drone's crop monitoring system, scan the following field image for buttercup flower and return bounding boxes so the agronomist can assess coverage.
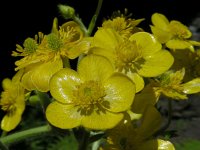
[170,49,200,81]
[46,54,135,129]
[0,70,25,132]
[150,12,200,51]
[12,20,91,92]
[89,28,174,92]
[101,14,144,39]
[152,68,200,100]
[99,106,175,150]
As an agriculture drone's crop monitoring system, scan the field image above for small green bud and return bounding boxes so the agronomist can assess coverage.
[58,4,75,19]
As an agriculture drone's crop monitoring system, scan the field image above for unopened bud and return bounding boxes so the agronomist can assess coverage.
[58,4,75,19]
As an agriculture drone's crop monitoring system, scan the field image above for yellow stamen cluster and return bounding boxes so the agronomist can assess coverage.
[59,26,80,43]
[115,40,142,72]
[72,80,107,115]
[103,17,134,38]
[168,21,191,39]
[12,32,44,57]
[0,91,17,115]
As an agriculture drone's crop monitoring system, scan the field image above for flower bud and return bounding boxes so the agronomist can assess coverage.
[58,4,75,19]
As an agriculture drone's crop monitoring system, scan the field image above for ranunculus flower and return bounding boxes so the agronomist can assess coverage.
[46,54,135,129]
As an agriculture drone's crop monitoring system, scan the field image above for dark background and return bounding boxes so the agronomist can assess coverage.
[0,0,199,81]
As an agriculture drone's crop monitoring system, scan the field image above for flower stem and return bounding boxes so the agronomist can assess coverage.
[73,16,88,36]
[35,90,52,111]
[1,131,7,138]
[0,124,51,145]
[78,128,90,150]
[87,0,103,36]
[0,141,8,150]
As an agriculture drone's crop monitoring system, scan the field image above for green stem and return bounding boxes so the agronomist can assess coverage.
[78,128,90,150]
[87,0,103,36]
[1,131,7,138]
[0,141,8,150]
[73,16,88,36]
[0,124,51,145]
[35,91,51,111]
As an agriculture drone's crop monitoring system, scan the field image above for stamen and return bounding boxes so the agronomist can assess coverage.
[115,40,142,72]
[72,80,107,115]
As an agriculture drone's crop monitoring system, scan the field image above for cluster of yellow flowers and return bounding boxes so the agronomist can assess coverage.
[1,5,200,149]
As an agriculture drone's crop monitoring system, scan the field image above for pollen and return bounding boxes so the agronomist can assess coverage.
[72,80,107,114]
[169,21,192,39]
[59,25,81,43]
[115,40,142,72]
[0,91,16,113]
[103,17,133,38]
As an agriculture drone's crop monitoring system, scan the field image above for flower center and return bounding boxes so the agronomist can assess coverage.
[46,33,63,51]
[73,80,108,115]
[0,91,16,115]
[169,21,191,39]
[103,17,133,38]
[115,40,142,72]
[59,25,81,43]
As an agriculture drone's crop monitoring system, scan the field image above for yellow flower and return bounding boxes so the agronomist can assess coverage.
[150,12,200,51]
[12,21,91,92]
[89,28,174,92]
[46,54,135,129]
[102,15,144,39]
[170,49,200,81]
[0,70,25,132]
[100,106,175,150]
[152,68,200,100]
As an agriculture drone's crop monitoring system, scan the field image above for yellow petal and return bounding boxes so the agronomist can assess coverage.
[78,55,114,81]
[129,32,162,56]
[46,101,81,129]
[137,106,162,140]
[138,50,174,77]
[12,69,24,83]
[151,13,169,30]
[104,73,135,112]
[136,139,158,150]
[81,111,123,130]
[169,20,192,39]
[2,78,12,90]
[1,108,24,132]
[32,58,63,92]
[132,84,158,114]
[162,89,188,100]
[61,21,84,43]
[166,39,192,50]
[50,68,81,104]
[157,139,175,150]
[22,58,63,92]
[126,72,144,93]
[93,28,121,50]
[89,47,115,65]
[189,40,200,46]
[183,78,200,94]
[66,38,91,59]
[150,25,172,43]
